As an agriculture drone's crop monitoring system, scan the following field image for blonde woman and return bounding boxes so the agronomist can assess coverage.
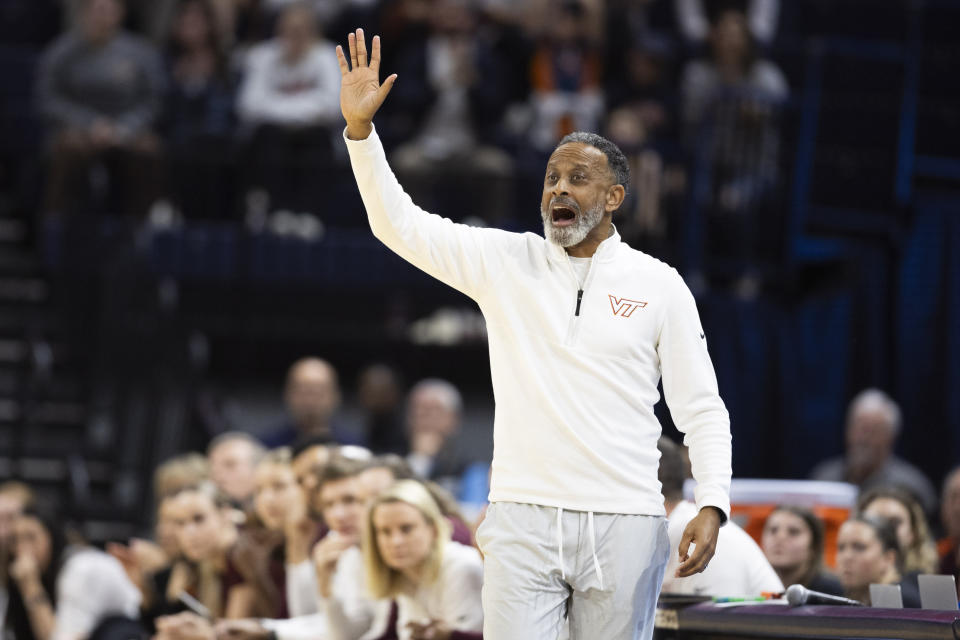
[327,480,483,640]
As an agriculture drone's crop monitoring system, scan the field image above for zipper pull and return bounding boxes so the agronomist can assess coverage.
[575,289,583,316]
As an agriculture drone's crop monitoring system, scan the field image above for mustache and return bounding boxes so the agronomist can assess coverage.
[549,197,581,213]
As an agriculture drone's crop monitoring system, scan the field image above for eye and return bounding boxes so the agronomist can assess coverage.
[546,174,558,183]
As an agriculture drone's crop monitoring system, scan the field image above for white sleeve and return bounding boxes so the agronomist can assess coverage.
[344,126,518,301]
[286,560,319,617]
[52,551,141,640]
[657,271,732,519]
[738,530,785,594]
[237,46,275,124]
[262,613,327,640]
[322,549,379,640]
[435,546,484,632]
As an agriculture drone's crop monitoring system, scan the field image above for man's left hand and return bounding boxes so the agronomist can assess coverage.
[675,507,722,577]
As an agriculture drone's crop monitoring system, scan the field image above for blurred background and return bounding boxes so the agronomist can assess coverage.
[0,0,957,542]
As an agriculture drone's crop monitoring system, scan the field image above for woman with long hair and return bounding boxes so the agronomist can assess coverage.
[761,505,843,596]
[858,487,938,575]
[6,508,140,639]
[143,482,253,625]
[836,515,920,607]
[326,480,483,640]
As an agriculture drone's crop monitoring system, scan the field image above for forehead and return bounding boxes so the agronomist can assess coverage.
[257,463,294,483]
[547,143,609,172]
[839,521,876,542]
[865,497,908,517]
[320,475,360,499]
[768,510,806,529]
[373,501,424,525]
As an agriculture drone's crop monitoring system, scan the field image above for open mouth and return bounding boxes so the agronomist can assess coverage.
[551,203,578,227]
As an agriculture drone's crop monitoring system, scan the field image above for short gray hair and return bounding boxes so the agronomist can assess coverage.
[847,388,902,438]
[409,378,462,414]
[557,132,630,195]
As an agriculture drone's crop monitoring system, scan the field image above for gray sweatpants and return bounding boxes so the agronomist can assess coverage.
[476,502,669,640]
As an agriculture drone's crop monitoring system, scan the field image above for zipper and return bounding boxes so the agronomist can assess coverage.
[575,289,583,316]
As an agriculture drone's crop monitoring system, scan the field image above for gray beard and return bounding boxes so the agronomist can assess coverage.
[542,201,605,247]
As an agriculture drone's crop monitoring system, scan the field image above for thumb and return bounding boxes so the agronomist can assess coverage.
[678,527,694,561]
[375,74,398,107]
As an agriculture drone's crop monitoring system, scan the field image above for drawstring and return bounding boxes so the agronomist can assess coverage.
[587,511,604,590]
[557,507,566,581]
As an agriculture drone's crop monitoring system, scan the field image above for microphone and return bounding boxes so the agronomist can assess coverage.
[785,584,864,607]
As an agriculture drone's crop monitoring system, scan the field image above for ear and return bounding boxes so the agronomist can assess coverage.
[605,184,626,213]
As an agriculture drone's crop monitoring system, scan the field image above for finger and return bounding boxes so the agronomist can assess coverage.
[677,530,693,561]
[676,540,715,577]
[370,35,381,73]
[348,32,358,69]
[356,28,367,67]
[335,45,349,75]
[375,73,398,107]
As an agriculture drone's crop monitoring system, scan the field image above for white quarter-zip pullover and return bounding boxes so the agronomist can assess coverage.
[345,127,732,518]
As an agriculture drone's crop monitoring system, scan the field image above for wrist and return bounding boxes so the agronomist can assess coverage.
[701,505,726,524]
[345,121,372,140]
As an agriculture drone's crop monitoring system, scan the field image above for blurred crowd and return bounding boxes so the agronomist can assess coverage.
[2,354,959,638]
[34,0,791,287]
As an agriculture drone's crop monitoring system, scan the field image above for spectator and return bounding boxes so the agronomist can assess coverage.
[810,389,937,517]
[108,495,179,614]
[154,452,211,501]
[7,508,141,639]
[858,487,938,575]
[1,482,35,633]
[162,0,237,220]
[388,0,514,224]
[324,480,483,640]
[836,515,920,607]
[938,466,960,594]
[217,455,380,639]
[143,483,250,625]
[237,2,341,216]
[356,363,406,455]
[208,432,267,509]
[37,0,165,217]
[405,379,471,499]
[262,358,344,449]
[658,438,783,596]
[761,505,844,596]
[675,0,779,47]
[680,7,787,296]
[250,448,321,619]
[526,0,605,154]
[291,438,334,514]
[362,454,474,547]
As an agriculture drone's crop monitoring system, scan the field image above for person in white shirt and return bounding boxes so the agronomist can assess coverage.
[7,509,140,640]
[658,438,783,597]
[335,29,732,639]
[237,2,342,214]
[324,479,482,640]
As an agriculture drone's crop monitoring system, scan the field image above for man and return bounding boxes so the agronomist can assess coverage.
[37,0,164,217]
[405,378,471,497]
[809,388,937,516]
[207,432,266,508]
[336,30,731,639]
[657,438,782,596]
[262,357,344,448]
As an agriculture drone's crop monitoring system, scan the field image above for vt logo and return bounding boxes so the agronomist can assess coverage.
[608,295,648,318]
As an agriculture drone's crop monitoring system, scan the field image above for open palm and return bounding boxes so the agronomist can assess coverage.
[336,29,396,135]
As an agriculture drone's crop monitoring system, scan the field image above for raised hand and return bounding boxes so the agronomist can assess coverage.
[336,29,397,140]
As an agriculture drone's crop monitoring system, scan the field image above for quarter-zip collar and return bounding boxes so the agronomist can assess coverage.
[545,224,622,265]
